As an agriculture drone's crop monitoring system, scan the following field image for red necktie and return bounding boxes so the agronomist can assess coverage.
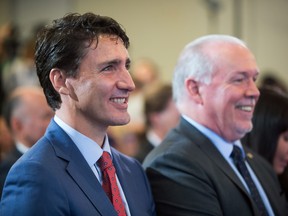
[98,151,127,216]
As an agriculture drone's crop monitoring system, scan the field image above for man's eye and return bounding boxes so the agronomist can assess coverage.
[234,78,244,83]
[102,65,112,71]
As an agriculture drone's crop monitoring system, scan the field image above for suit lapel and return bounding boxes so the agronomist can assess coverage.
[111,149,136,214]
[179,118,253,199]
[245,149,282,215]
[45,120,117,216]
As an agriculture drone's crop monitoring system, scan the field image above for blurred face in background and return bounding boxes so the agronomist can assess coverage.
[156,98,180,136]
[0,117,13,156]
[12,89,54,147]
[273,130,288,174]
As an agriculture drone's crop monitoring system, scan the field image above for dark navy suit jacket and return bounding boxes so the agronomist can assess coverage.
[0,119,156,216]
[143,117,287,216]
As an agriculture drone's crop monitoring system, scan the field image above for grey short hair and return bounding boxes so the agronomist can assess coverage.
[172,34,247,104]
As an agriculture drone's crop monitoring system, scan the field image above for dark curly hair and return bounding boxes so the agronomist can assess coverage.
[35,12,130,110]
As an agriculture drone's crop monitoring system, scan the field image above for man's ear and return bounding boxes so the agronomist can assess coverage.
[49,68,69,95]
[185,78,203,104]
[11,117,22,134]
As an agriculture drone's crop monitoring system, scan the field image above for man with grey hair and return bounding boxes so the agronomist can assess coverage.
[0,86,54,197]
[143,35,288,215]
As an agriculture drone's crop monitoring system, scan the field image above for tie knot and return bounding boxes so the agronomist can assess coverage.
[98,151,113,171]
[231,145,244,163]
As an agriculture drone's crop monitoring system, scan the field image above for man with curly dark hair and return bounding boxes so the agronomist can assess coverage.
[0,13,156,216]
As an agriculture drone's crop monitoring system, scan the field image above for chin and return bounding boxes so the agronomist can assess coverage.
[241,123,253,134]
[235,127,252,140]
[111,118,130,126]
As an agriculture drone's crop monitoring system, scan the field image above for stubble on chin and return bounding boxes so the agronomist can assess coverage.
[237,123,253,139]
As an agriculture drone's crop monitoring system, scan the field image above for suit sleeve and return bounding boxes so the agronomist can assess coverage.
[0,160,68,216]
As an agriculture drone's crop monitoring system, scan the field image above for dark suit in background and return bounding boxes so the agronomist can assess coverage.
[0,145,21,198]
[0,86,53,199]
[135,132,154,163]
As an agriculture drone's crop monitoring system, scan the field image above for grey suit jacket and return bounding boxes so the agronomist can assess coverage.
[0,119,156,216]
[143,117,288,216]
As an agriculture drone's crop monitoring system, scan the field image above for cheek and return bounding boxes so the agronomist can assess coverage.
[73,82,92,98]
[68,76,96,97]
[205,89,228,114]
[277,135,288,153]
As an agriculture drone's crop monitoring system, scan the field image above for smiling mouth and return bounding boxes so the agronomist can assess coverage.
[237,105,253,112]
[110,97,127,104]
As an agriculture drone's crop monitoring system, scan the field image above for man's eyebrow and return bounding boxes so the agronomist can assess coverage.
[99,58,130,67]
[242,70,259,76]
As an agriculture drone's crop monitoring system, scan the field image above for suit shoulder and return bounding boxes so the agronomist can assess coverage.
[111,147,141,166]
[143,128,198,167]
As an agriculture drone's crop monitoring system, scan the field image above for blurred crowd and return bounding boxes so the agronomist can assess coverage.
[0,22,41,161]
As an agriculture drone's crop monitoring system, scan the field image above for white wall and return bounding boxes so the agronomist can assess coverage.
[1,0,288,85]
[245,0,288,83]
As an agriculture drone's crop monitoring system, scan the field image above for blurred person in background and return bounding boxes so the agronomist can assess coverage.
[0,86,54,198]
[1,23,44,96]
[242,87,288,201]
[128,57,161,134]
[258,72,288,94]
[0,23,20,110]
[0,116,13,162]
[135,82,180,163]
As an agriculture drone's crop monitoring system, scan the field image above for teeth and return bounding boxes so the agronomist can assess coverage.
[111,98,125,104]
[239,106,252,111]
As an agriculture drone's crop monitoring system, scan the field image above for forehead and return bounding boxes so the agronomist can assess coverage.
[78,35,129,72]
[212,43,259,76]
[92,35,125,50]
[87,35,128,59]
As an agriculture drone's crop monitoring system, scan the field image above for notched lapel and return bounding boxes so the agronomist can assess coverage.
[47,120,118,216]
[111,151,136,211]
[66,161,118,216]
[245,152,285,216]
[203,142,251,197]
[179,118,252,198]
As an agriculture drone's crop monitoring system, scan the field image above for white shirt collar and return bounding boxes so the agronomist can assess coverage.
[54,115,111,167]
[182,115,244,160]
[146,129,162,147]
[15,142,30,154]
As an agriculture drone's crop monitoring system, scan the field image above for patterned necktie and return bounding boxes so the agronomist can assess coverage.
[231,145,268,216]
[98,151,127,216]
